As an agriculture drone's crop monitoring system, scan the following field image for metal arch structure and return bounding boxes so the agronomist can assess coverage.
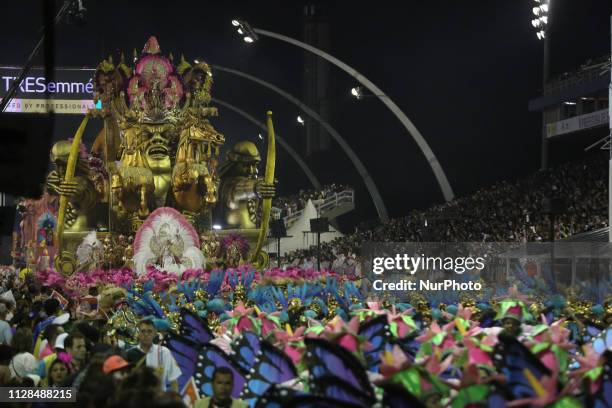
[211,97,322,190]
[211,64,389,222]
[251,28,455,203]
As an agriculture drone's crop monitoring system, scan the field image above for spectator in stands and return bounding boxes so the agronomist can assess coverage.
[282,153,608,268]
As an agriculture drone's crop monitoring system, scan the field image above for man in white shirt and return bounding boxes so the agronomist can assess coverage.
[135,318,181,392]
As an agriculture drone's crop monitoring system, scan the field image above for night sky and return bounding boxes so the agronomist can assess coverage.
[1,0,611,229]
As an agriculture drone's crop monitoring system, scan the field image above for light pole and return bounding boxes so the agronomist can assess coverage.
[531,0,551,170]
[231,19,455,204]
[211,64,389,221]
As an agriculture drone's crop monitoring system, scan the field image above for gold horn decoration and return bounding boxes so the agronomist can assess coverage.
[251,111,276,269]
[54,114,91,275]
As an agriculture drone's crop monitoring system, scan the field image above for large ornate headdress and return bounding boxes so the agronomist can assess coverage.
[93,36,217,127]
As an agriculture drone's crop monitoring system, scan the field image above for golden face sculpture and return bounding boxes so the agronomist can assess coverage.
[140,123,175,171]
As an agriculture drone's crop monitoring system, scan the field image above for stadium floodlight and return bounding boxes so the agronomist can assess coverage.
[297,115,305,125]
[350,86,383,99]
[531,0,549,41]
[232,18,259,43]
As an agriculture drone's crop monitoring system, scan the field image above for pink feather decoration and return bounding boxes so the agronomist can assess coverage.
[134,207,200,253]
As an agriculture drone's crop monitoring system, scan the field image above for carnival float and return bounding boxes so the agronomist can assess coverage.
[4,37,611,407]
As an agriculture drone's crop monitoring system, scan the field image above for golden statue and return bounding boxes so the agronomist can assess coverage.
[47,140,99,232]
[47,139,102,273]
[49,36,277,274]
[217,141,275,229]
[91,36,225,232]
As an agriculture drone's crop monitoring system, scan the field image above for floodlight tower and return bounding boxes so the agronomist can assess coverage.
[531,0,552,170]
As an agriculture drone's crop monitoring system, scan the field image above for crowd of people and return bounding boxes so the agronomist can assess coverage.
[272,183,351,218]
[0,254,608,407]
[0,148,608,406]
[282,152,608,263]
[0,270,238,408]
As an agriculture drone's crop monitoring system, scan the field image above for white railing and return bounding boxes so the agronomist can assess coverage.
[271,189,355,228]
[544,56,611,95]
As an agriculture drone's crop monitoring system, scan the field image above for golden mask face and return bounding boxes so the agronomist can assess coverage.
[140,123,175,165]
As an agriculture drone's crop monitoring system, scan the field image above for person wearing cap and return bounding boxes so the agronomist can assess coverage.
[9,351,38,382]
[9,327,36,385]
[134,318,181,392]
[103,355,131,382]
[496,300,530,339]
[0,303,12,345]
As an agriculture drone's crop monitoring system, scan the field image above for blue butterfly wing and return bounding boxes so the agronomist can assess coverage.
[163,333,199,391]
[232,331,262,372]
[240,340,298,404]
[586,323,602,339]
[194,344,247,399]
[593,327,612,355]
[492,336,552,400]
[358,315,393,371]
[588,350,612,408]
[312,376,375,407]
[259,341,297,383]
[379,383,425,408]
[304,338,374,398]
[578,321,603,344]
[254,385,364,408]
[179,308,213,345]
